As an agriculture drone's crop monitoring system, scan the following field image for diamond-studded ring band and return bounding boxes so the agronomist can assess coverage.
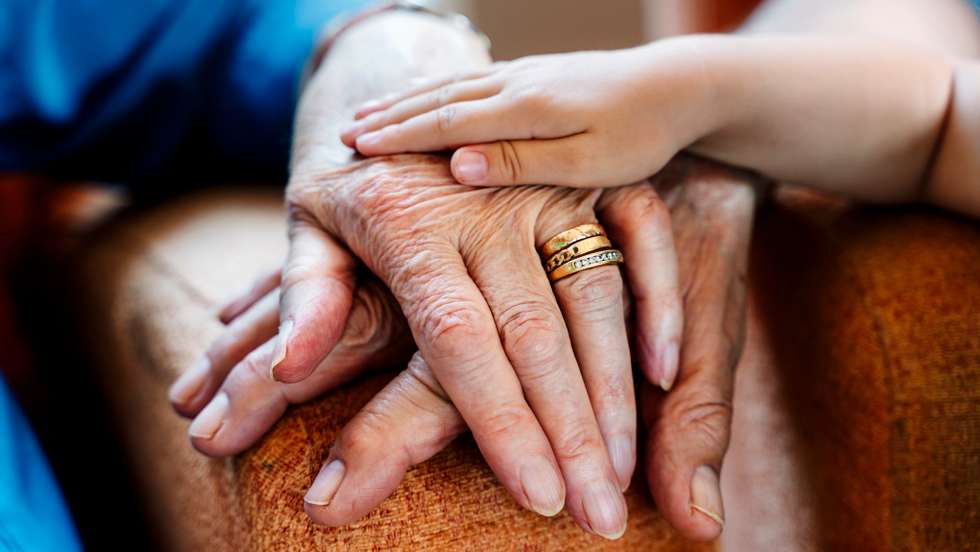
[539,223,605,258]
[544,235,613,273]
[548,249,624,283]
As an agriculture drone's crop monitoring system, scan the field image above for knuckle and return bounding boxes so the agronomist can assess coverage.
[514,86,550,111]
[496,141,524,182]
[496,299,565,367]
[435,84,453,107]
[240,348,271,382]
[594,374,630,411]
[403,353,449,401]
[630,191,672,229]
[480,404,534,441]
[337,412,388,457]
[341,287,396,350]
[557,267,623,319]
[204,334,234,368]
[414,293,494,363]
[280,254,320,289]
[553,424,604,464]
[664,392,733,453]
[436,105,457,133]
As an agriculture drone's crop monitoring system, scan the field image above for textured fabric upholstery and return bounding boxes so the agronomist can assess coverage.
[75,189,709,551]
[73,188,980,550]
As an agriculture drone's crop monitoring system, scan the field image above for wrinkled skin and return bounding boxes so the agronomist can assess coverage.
[171,153,759,542]
[167,7,758,542]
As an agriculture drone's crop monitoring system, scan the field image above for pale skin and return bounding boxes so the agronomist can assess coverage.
[167,0,979,544]
[168,11,686,541]
[343,35,980,219]
[166,10,755,543]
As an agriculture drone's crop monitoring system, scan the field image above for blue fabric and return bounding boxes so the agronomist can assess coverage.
[0,2,367,549]
[0,0,369,183]
[0,377,80,552]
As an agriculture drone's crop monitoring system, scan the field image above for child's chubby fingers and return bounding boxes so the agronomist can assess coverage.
[449,134,622,188]
[352,67,497,120]
[353,95,528,156]
[341,77,500,147]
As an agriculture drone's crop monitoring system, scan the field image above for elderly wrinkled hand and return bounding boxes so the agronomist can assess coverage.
[169,157,758,543]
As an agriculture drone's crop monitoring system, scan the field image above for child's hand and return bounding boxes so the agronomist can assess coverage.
[340,42,716,188]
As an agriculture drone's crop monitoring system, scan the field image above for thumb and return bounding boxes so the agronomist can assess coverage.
[642,370,733,542]
[304,352,466,526]
[270,216,356,383]
[450,135,599,187]
[641,255,743,542]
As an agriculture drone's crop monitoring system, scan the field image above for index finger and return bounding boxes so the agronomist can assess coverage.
[270,217,357,383]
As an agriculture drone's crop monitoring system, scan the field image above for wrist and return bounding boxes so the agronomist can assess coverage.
[292,11,490,174]
[642,35,742,153]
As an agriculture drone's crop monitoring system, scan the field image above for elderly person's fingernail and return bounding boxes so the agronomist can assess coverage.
[452,150,487,183]
[188,392,229,439]
[659,341,679,391]
[582,480,628,539]
[169,358,209,407]
[607,434,634,490]
[269,320,293,381]
[520,457,565,517]
[690,465,725,527]
[305,459,346,506]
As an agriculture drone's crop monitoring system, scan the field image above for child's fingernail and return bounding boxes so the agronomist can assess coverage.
[659,341,679,392]
[355,99,383,116]
[690,465,725,528]
[305,459,346,506]
[169,358,210,407]
[188,392,229,440]
[269,319,293,381]
[356,132,382,150]
[453,151,488,183]
[341,122,365,140]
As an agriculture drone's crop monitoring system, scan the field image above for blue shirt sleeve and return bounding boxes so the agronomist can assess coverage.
[0,0,370,183]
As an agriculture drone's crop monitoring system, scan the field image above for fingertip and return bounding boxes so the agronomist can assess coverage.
[354,99,384,119]
[450,148,490,185]
[216,300,246,325]
[168,358,211,417]
[607,434,636,491]
[269,317,332,383]
[685,464,725,541]
[339,125,362,148]
[637,338,665,390]
[269,319,292,381]
[659,341,680,392]
[354,131,384,156]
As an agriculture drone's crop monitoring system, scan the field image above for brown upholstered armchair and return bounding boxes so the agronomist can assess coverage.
[6,1,979,549]
[56,181,976,550]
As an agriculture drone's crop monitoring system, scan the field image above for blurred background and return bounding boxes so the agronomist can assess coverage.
[13,1,980,551]
[431,0,753,58]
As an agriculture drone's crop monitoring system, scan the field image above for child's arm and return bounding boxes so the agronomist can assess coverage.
[684,36,977,216]
[340,35,978,217]
[923,60,980,217]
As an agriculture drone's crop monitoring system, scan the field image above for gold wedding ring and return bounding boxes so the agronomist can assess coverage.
[540,223,624,283]
[539,223,605,258]
[544,235,612,272]
[548,249,624,282]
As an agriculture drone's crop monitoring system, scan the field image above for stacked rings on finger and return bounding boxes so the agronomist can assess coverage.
[540,223,624,282]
